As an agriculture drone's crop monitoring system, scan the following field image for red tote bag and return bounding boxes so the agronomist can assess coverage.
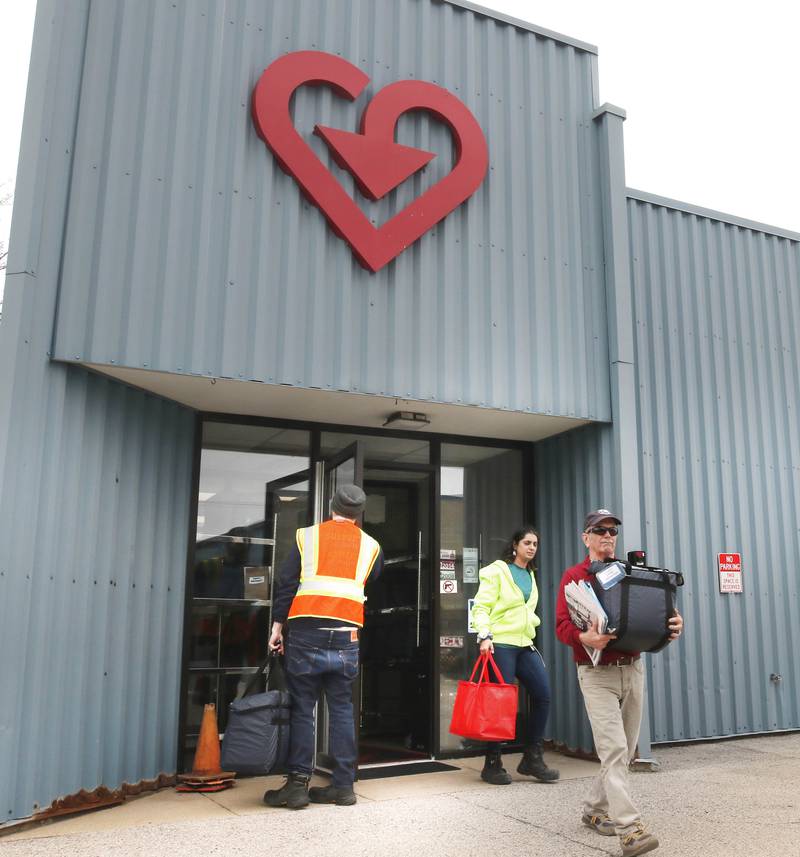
[449,652,518,742]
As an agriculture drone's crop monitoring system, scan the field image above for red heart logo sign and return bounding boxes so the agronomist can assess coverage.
[252,51,489,272]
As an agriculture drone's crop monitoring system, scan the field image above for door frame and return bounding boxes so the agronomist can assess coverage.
[360,461,438,765]
[312,440,365,774]
[178,414,534,771]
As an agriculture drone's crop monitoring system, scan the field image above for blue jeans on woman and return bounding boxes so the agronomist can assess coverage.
[487,644,551,750]
[284,627,360,788]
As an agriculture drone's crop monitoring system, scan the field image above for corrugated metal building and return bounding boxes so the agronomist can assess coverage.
[1,0,797,823]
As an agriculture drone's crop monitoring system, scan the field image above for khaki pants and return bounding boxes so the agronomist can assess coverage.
[577,660,645,835]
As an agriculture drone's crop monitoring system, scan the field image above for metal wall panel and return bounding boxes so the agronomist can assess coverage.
[0,366,195,821]
[51,0,611,422]
[627,195,800,742]
[0,0,196,821]
[533,422,617,753]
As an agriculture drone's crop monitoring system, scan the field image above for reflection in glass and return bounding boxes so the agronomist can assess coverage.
[320,431,430,466]
[183,424,310,763]
[360,468,431,760]
[438,444,524,752]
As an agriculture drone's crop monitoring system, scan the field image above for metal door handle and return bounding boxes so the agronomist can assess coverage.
[267,512,278,632]
[416,530,422,647]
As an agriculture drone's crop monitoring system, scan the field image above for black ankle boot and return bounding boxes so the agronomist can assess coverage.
[481,750,512,785]
[309,783,357,806]
[263,772,311,809]
[516,742,560,782]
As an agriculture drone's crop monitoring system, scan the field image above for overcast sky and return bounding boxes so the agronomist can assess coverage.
[2,0,799,301]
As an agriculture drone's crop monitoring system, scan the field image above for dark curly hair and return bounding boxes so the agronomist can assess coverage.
[500,525,540,572]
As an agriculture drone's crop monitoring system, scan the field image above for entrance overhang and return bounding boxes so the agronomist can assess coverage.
[86,364,594,442]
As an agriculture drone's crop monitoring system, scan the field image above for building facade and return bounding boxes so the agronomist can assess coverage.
[1,0,798,823]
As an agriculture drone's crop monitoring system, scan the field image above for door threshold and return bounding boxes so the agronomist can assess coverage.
[358,757,434,770]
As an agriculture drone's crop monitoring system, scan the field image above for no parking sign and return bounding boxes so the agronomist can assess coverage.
[718,552,742,593]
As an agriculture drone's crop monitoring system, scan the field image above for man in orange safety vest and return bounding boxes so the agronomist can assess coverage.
[264,484,383,810]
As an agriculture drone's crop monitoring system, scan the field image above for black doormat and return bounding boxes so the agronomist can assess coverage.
[357,761,460,780]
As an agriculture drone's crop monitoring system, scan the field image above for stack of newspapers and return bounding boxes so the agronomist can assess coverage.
[564,580,613,666]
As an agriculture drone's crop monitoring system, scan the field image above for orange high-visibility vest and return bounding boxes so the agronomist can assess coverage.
[287,519,380,627]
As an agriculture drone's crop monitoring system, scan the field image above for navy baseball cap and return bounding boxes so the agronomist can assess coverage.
[583,509,622,530]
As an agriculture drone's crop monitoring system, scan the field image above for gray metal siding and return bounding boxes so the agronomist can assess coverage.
[533,422,617,753]
[51,0,611,421]
[0,367,195,820]
[0,0,196,821]
[627,197,800,742]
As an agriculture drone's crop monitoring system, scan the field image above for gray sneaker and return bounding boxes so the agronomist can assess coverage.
[620,824,659,857]
[581,812,616,836]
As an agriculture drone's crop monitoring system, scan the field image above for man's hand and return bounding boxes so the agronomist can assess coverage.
[268,622,284,655]
[479,637,494,655]
[668,610,683,641]
[579,618,616,651]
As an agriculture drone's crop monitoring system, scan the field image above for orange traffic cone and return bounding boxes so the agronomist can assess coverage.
[176,704,236,792]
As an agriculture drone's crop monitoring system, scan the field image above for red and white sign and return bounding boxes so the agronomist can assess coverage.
[718,552,742,593]
[252,51,489,272]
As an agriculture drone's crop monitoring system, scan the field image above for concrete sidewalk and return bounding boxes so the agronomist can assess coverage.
[3,734,799,856]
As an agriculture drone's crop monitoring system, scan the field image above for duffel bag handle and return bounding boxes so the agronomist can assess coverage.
[239,652,286,699]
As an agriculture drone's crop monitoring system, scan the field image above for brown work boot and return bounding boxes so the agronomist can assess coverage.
[620,823,659,856]
[263,772,310,809]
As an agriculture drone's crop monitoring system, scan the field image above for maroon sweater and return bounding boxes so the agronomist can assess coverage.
[555,556,639,664]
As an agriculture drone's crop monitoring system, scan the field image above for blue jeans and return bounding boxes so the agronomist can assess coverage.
[285,628,359,788]
[486,645,551,750]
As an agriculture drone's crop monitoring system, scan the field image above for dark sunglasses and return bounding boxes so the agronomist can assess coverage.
[587,526,619,536]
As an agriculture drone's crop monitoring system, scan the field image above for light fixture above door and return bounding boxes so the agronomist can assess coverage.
[382,411,431,429]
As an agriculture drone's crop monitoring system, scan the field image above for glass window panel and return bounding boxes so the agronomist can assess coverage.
[320,431,430,465]
[194,426,310,598]
[185,673,219,735]
[438,444,524,753]
[183,423,310,768]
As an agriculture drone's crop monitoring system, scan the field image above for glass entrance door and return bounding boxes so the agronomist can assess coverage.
[181,424,310,770]
[358,466,433,764]
[265,470,311,631]
[316,442,364,523]
[314,441,365,773]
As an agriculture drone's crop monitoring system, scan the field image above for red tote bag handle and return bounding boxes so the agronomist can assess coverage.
[469,651,508,685]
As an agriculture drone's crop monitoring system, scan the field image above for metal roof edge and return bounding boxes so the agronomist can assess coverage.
[626,188,800,243]
[592,103,627,121]
[439,0,598,54]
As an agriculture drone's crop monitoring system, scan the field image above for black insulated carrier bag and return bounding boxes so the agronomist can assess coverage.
[589,558,684,654]
[220,654,291,775]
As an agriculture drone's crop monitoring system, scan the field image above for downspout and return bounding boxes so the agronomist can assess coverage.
[592,103,655,765]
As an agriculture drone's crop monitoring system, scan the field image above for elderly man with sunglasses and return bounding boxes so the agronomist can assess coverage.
[555,509,683,857]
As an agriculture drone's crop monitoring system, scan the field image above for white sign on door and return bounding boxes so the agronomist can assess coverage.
[463,547,479,583]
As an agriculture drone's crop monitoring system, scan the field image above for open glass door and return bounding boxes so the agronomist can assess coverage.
[265,470,311,633]
[316,442,364,523]
[314,441,365,774]
[359,465,433,764]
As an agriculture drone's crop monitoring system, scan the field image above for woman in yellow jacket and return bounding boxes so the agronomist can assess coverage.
[471,525,559,785]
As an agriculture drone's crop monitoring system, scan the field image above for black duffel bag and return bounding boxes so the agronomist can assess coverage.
[589,560,683,653]
[220,654,291,775]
